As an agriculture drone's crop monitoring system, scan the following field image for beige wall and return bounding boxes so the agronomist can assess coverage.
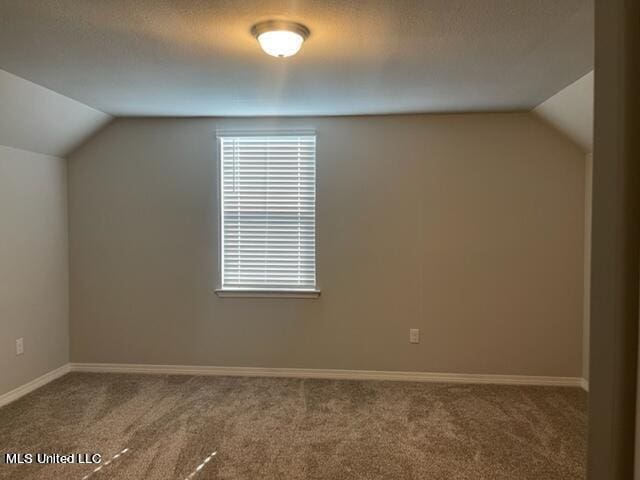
[0,145,69,395]
[68,113,586,376]
[534,73,594,385]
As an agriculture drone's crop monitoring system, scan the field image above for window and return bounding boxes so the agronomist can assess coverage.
[217,133,318,297]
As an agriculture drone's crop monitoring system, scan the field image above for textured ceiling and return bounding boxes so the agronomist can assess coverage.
[0,0,593,116]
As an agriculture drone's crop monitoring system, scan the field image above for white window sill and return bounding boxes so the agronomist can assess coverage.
[215,289,321,299]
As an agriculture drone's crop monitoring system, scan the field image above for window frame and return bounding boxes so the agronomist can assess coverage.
[214,130,320,299]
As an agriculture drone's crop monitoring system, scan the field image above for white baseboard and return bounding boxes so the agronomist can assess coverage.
[0,363,71,408]
[0,363,584,407]
[69,363,583,388]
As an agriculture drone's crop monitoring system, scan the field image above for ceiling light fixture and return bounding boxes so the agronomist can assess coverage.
[251,20,310,58]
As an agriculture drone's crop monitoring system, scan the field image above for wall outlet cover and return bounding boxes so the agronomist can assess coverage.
[16,337,24,355]
[409,329,420,344]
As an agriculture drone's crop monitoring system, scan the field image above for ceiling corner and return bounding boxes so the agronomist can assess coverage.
[0,69,111,158]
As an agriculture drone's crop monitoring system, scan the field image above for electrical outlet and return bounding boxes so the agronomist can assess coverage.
[16,338,24,355]
[409,329,420,344]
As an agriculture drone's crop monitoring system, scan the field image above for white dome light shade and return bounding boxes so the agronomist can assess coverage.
[257,31,304,57]
[252,21,310,58]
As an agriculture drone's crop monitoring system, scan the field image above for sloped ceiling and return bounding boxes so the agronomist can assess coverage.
[0,69,110,157]
[0,0,593,116]
[534,70,593,152]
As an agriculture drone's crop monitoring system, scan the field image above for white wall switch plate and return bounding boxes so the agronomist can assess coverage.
[16,337,24,355]
[409,329,420,344]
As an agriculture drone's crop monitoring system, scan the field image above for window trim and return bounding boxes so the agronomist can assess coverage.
[215,130,320,298]
[214,289,321,299]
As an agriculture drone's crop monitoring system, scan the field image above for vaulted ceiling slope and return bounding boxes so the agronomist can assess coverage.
[0,0,593,117]
[0,69,110,157]
[534,71,593,152]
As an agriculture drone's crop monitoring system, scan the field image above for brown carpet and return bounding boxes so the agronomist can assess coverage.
[0,373,587,480]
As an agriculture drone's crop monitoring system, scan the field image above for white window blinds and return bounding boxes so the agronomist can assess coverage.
[219,134,317,291]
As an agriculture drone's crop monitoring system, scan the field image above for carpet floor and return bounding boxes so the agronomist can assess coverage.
[0,373,587,480]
